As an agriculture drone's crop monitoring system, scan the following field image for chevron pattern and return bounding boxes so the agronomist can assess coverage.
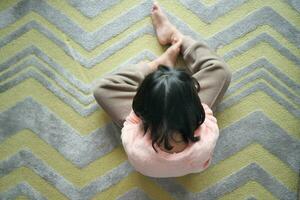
[0,0,299,199]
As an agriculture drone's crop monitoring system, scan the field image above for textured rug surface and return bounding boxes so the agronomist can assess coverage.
[0,0,300,199]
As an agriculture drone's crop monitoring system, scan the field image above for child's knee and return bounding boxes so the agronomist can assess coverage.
[216,62,232,88]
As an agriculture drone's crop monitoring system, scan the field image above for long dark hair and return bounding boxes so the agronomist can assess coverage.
[132,65,206,153]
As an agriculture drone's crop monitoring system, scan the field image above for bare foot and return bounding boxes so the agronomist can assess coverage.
[151,2,183,45]
[156,37,182,66]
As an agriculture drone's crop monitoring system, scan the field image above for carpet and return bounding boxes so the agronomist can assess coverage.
[0,0,299,199]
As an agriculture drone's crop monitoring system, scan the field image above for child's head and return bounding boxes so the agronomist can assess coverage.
[132,65,206,153]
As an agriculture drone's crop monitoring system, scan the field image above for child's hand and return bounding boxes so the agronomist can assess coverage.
[170,37,182,53]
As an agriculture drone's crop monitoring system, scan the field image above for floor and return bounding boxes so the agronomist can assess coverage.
[0,0,299,199]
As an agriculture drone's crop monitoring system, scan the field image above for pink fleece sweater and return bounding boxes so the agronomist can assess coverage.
[120,103,219,178]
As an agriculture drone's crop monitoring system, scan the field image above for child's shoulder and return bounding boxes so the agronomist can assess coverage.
[125,109,141,125]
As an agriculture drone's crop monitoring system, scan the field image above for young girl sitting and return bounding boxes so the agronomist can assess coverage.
[93,2,232,178]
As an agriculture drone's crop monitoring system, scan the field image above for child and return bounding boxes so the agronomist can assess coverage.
[93,2,231,178]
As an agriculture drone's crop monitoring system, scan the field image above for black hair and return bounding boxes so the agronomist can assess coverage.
[132,64,206,153]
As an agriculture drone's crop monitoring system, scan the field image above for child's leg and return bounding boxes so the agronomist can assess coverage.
[181,35,232,113]
[93,61,151,129]
[93,42,181,129]
[150,2,231,113]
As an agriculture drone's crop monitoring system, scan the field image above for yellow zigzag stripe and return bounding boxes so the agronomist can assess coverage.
[223,70,300,109]
[54,0,300,31]
[2,69,299,123]
[47,0,142,32]
[0,81,299,138]
[0,167,174,200]
[176,143,297,193]
[216,90,300,139]
[1,11,299,61]
[0,0,20,12]
[217,24,300,58]
[0,34,164,83]
[0,55,89,98]
[1,32,299,85]
[2,48,298,109]
[227,42,300,84]
[3,0,299,34]
[159,0,300,36]
[91,172,174,200]
[0,141,296,196]
[0,167,69,200]
[0,78,111,135]
[1,147,290,199]
[0,0,142,32]
[15,195,29,200]
[1,24,300,81]
[1,66,93,107]
[220,181,276,200]
[0,12,151,56]
[0,130,126,188]
[0,25,300,84]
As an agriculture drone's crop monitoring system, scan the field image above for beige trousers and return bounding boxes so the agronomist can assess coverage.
[93,36,232,128]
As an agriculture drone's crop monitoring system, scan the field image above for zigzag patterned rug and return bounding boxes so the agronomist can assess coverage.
[0,0,299,199]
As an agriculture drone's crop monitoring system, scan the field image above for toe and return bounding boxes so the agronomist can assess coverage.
[151,6,159,14]
[152,2,158,11]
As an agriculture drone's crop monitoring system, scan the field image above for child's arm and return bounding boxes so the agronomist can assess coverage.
[93,61,157,128]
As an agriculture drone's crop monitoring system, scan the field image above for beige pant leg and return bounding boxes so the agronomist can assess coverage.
[180,36,232,113]
[93,61,154,128]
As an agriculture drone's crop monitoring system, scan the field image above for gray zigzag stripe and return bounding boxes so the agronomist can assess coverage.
[207,7,300,49]
[1,7,300,66]
[1,58,300,117]
[66,0,121,18]
[116,188,152,200]
[222,32,300,66]
[0,151,296,200]
[1,45,299,107]
[0,13,197,67]
[2,55,299,108]
[0,22,142,70]
[0,111,300,199]
[0,52,156,116]
[1,56,300,115]
[0,0,153,51]
[1,2,299,52]
[0,46,156,94]
[0,182,47,200]
[0,19,300,73]
[0,150,133,200]
[0,97,122,167]
[179,0,300,22]
[1,98,299,171]
[217,81,300,118]
[227,69,300,105]
[0,68,99,116]
[150,163,297,200]
[245,196,257,200]
[0,21,156,68]
[0,27,300,89]
[288,0,300,12]
[1,29,299,96]
[67,0,300,20]
[179,0,249,22]
[0,58,95,105]
[230,58,300,94]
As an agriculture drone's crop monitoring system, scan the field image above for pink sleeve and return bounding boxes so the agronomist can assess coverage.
[121,110,141,147]
[189,103,219,171]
